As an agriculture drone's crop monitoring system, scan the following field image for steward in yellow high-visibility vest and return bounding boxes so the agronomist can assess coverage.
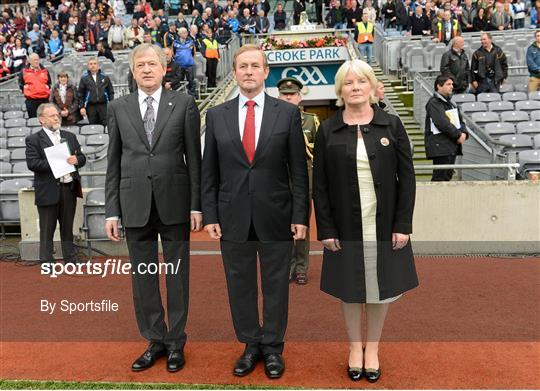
[436,16,460,44]
[202,31,220,88]
[355,19,374,44]
[202,37,220,59]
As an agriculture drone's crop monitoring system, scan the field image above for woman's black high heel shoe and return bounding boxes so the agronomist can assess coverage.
[364,367,381,383]
[347,366,364,381]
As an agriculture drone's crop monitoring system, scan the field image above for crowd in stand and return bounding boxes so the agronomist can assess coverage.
[324,0,539,35]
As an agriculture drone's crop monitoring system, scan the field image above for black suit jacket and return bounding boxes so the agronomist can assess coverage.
[25,129,86,206]
[105,88,201,228]
[202,94,309,242]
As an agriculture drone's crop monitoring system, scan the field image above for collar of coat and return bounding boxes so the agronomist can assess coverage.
[326,104,390,132]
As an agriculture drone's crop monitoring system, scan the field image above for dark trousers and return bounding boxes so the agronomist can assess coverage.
[221,225,292,355]
[315,3,323,23]
[431,155,456,181]
[205,58,218,88]
[37,184,77,263]
[179,66,196,97]
[125,198,190,351]
[26,98,50,118]
[86,103,108,126]
[476,77,500,93]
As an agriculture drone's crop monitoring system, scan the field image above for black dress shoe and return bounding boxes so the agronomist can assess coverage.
[233,352,260,377]
[263,353,285,379]
[365,367,381,383]
[167,350,185,372]
[131,343,166,372]
[347,366,363,381]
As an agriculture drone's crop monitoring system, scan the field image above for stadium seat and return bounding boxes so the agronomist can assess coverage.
[80,145,96,155]
[529,91,540,101]
[30,127,42,134]
[7,137,26,149]
[488,101,514,112]
[26,117,41,127]
[515,100,540,112]
[0,139,6,149]
[7,127,30,137]
[502,92,528,102]
[531,111,540,122]
[0,178,33,222]
[3,111,24,120]
[9,148,26,162]
[76,135,86,146]
[500,111,529,123]
[477,93,501,103]
[0,161,11,175]
[86,134,109,146]
[461,102,488,113]
[80,124,105,135]
[516,121,540,134]
[518,150,540,175]
[11,161,30,174]
[452,93,476,104]
[514,84,529,92]
[471,111,499,124]
[485,122,515,136]
[4,118,26,128]
[498,134,533,150]
[499,84,514,93]
[0,128,6,138]
[533,134,540,149]
[0,149,9,162]
[1,104,22,112]
[64,126,80,134]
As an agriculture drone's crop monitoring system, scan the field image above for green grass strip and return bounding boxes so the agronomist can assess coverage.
[0,379,302,390]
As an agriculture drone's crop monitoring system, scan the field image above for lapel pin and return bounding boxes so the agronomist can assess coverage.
[168,102,172,106]
[380,137,390,146]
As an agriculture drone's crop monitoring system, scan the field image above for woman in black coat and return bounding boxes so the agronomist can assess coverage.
[313,59,418,383]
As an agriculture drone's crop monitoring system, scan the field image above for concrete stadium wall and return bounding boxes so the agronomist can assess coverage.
[17,181,540,259]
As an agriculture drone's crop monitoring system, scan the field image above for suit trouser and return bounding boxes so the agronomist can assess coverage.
[125,198,190,351]
[86,103,108,126]
[431,155,456,181]
[221,226,292,355]
[37,183,77,263]
[179,66,197,97]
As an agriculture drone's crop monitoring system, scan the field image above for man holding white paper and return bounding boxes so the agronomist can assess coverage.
[424,74,468,182]
[26,103,86,265]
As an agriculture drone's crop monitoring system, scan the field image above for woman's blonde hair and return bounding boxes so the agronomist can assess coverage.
[334,59,378,107]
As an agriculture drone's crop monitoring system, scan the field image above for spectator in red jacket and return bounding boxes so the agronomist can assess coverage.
[18,53,51,118]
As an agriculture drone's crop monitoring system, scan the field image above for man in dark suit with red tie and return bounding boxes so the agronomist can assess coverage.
[202,44,309,379]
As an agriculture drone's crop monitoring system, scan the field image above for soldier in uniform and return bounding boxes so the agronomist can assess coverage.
[277,77,319,285]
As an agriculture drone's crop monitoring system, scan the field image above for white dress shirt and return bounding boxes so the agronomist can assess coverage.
[138,86,162,121]
[238,90,265,147]
[43,127,73,183]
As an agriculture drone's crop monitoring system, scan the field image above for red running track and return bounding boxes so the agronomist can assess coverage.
[1,252,539,388]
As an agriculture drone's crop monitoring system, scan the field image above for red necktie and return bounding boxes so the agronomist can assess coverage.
[242,100,256,164]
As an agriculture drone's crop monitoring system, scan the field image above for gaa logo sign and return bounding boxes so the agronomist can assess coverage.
[281,66,328,85]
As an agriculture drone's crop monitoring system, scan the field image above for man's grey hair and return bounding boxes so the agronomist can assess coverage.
[37,103,60,118]
[128,43,167,71]
[28,53,40,61]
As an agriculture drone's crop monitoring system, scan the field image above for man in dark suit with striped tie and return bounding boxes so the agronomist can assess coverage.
[202,44,309,379]
[105,44,202,373]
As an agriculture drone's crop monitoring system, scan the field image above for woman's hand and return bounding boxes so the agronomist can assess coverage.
[322,238,342,252]
[392,233,409,250]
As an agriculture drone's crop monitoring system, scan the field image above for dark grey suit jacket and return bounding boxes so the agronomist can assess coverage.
[105,88,201,228]
[202,94,309,242]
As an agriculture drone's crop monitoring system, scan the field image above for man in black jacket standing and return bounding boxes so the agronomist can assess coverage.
[408,6,431,36]
[26,103,86,265]
[440,36,470,94]
[471,33,508,93]
[424,74,468,181]
[78,57,114,126]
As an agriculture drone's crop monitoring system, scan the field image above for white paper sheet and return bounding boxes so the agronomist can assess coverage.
[44,142,75,179]
[445,108,461,129]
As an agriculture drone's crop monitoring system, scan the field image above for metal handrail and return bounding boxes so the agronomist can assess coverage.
[0,163,521,180]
